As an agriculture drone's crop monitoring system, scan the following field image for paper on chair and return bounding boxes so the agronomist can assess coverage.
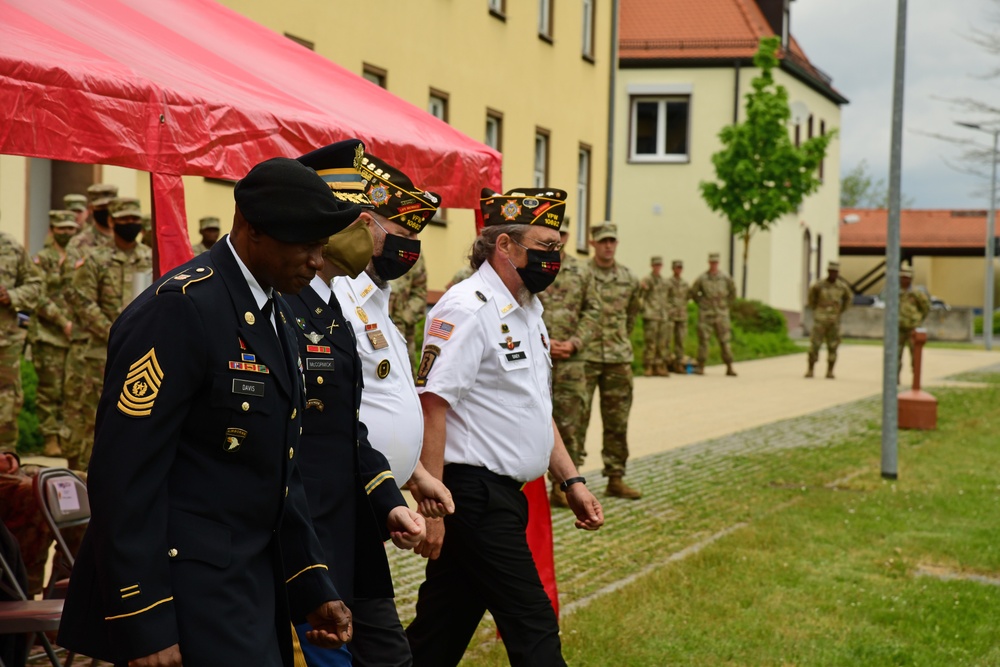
[54,479,80,512]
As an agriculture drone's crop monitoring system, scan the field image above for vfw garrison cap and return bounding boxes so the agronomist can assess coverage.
[49,210,79,228]
[480,188,567,230]
[235,157,360,243]
[297,140,374,209]
[358,153,441,233]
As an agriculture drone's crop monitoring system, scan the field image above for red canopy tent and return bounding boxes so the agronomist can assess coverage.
[0,0,501,274]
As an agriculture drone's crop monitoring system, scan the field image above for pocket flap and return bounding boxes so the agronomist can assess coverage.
[167,509,232,569]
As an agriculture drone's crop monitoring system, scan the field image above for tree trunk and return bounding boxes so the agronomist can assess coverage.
[741,231,751,298]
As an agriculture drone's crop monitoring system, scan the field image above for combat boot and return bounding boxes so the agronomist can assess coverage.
[43,435,62,457]
[643,367,653,377]
[656,364,670,377]
[549,482,569,508]
[805,361,815,378]
[606,475,642,499]
[673,361,686,374]
[694,363,705,375]
[726,363,738,377]
[826,361,836,379]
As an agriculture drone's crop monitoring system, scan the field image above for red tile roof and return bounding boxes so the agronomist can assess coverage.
[620,0,844,103]
[840,208,998,255]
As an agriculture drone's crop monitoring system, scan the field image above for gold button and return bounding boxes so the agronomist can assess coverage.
[168,548,178,558]
[245,311,256,325]
[288,447,294,459]
[241,402,250,412]
[299,427,303,435]
[317,376,324,385]
[285,486,289,497]
[196,268,205,273]
[290,408,297,420]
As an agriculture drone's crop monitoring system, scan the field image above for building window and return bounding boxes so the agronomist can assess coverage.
[485,109,503,152]
[576,144,592,253]
[629,97,690,162]
[534,129,550,187]
[428,89,449,123]
[582,0,595,60]
[819,119,826,180]
[284,33,314,50]
[362,63,387,88]
[539,0,553,42]
[489,0,506,19]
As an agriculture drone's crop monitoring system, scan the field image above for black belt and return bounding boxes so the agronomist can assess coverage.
[445,464,526,491]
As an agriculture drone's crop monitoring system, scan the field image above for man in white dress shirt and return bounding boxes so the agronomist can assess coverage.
[406,187,605,667]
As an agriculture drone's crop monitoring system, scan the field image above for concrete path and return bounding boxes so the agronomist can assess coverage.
[587,344,1000,463]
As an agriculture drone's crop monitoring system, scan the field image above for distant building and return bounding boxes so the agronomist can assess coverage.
[612,0,847,323]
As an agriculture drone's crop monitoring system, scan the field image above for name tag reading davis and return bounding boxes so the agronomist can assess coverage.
[232,379,265,397]
[306,358,335,371]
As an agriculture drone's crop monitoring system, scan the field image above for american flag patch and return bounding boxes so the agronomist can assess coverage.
[427,319,455,340]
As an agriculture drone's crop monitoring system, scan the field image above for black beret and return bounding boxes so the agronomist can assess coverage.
[234,157,360,243]
[297,139,374,209]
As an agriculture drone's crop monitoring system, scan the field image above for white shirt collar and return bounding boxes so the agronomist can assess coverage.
[480,259,542,321]
[310,274,333,303]
[225,235,273,311]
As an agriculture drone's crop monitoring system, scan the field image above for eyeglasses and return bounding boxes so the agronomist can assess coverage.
[513,238,564,253]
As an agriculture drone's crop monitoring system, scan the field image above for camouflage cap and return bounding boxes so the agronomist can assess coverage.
[558,217,571,234]
[828,260,840,271]
[651,256,664,265]
[48,210,79,228]
[87,183,119,207]
[480,188,567,230]
[899,266,913,278]
[358,153,441,233]
[590,222,617,241]
[63,194,88,212]
[110,197,142,219]
[199,216,221,231]
[672,259,683,269]
[708,252,721,262]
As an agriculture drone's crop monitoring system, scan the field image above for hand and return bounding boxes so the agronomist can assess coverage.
[548,340,574,361]
[414,516,445,560]
[0,286,9,306]
[566,484,604,531]
[388,506,426,550]
[129,644,182,666]
[407,469,455,519]
[305,600,352,648]
[63,321,73,339]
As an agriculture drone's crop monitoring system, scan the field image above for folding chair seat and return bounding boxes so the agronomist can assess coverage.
[0,529,62,667]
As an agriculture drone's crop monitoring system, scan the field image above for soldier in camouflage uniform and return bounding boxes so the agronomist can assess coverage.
[806,260,853,379]
[191,215,221,254]
[66,183,117,255]
[64,193,89,229]
[580,223,642,499]
[539,220,598,507]
[64,197,152,469]
[446,263,474,289]
[666,259,690,373]
[0,232,43,449]
[388,252,428,369]
[30,211,80,456]
[639,255,670,376]
[689,252,738,377]
[898,267,931,381]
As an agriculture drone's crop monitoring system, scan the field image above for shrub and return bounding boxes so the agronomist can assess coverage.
[17,357,42,454]
[974,311,1000,336]
[730,299,788,334]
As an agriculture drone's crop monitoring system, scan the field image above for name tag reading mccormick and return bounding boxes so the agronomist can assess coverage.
[229,361,269,374]
[505,351,527,362]
[306,358,335,371]
[232,379,265,397]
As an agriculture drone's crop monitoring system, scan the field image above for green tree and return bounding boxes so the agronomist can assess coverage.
[700,36,835,297]
[841,160,913,208]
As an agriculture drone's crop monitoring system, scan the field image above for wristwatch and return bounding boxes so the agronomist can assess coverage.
[559,476,586,492]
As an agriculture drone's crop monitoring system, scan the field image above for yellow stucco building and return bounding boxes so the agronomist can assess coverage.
[612,0,846,322]
[1,0,611,295]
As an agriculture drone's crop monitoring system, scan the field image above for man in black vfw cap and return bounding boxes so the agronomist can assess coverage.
[59,157,358,667]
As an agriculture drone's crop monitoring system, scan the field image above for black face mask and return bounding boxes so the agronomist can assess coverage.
[93,209,110,228]
[515,249,561,293]
[114,222,143,243]
[373,233,421,282]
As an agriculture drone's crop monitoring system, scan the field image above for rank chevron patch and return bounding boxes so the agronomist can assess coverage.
[117,348,164,417]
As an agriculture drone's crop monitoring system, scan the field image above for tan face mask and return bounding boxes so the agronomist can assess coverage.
[322,219,374,278]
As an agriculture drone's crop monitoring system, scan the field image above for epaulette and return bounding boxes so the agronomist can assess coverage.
[155,266,214,295]
[460,284,491,312]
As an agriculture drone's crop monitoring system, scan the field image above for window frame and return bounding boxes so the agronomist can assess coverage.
[428,88,449,123]
[538,0,554,43]
[485,108,504,153]
[627,95,691,163]
[533,128,550,188]
[581,0,595,61]
[576,143,592,254]
[284,33,315,50]
[489,0,506,20]
[362,63,387,88]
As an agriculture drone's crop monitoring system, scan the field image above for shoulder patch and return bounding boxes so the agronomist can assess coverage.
[415,345,441,387]
[156,266,214,295]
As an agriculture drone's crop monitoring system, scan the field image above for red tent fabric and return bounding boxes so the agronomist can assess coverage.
[0,0,501,273]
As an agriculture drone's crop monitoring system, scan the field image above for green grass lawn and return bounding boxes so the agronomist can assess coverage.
[464,380,1000,666]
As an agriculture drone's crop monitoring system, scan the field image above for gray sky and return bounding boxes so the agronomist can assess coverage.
[793,0,1000,208]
